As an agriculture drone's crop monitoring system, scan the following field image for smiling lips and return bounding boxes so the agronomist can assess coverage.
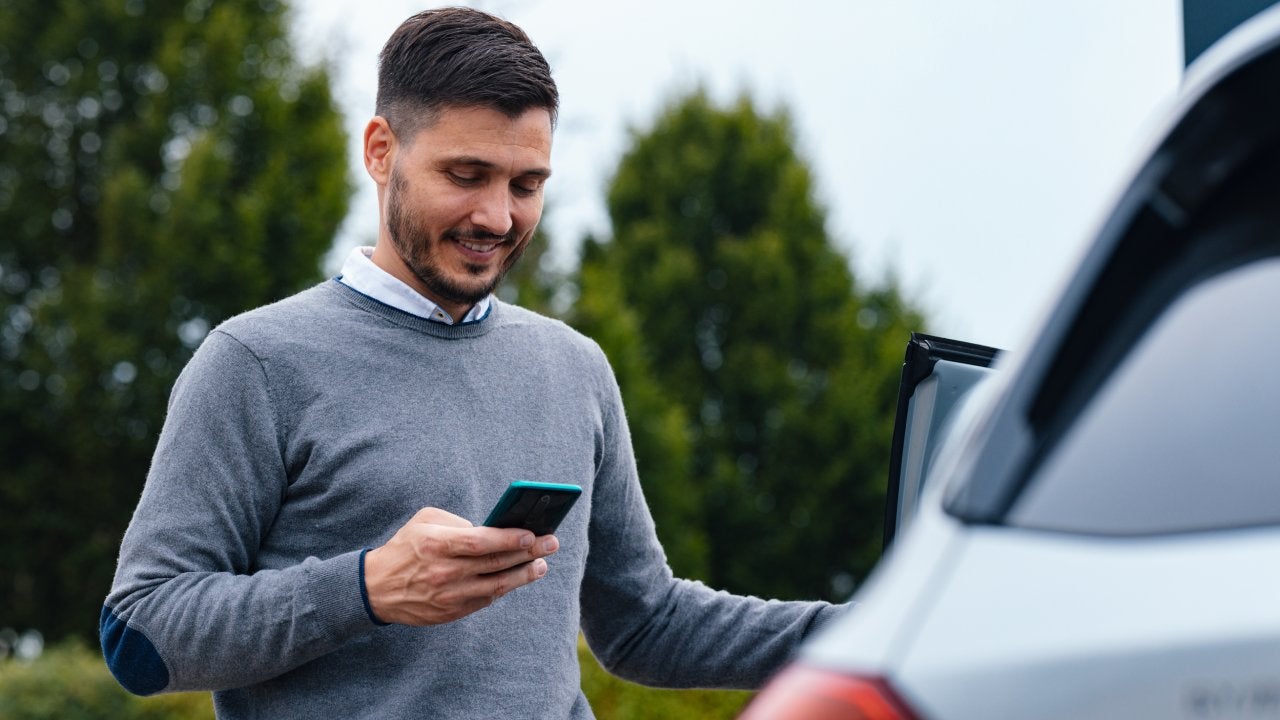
[448,228,510,258]
[458,238,501,254]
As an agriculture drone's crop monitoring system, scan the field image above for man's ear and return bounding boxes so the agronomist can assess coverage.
[363,116,396,185]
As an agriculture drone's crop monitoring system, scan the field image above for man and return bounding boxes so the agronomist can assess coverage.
[101,8,843,718]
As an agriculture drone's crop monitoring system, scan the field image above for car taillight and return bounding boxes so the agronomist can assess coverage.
[737,664,922,720]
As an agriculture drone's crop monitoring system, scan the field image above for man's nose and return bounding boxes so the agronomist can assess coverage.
[469,184,514,237]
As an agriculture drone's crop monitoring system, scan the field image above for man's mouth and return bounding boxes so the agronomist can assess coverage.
[447,229,510,256]
[458,239,501,253]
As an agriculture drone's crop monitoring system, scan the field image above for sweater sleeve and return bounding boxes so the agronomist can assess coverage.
[578,360,848,689]
[100,330,375,695]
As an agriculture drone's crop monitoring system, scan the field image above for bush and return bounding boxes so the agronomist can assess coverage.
[0,638,750,719]
[0,641,214,720]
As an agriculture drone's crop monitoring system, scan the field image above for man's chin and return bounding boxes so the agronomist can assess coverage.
[426,278,500,308]
[406,257,506,306]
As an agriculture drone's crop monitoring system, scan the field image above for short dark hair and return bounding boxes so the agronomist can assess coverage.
[376,7,559,140]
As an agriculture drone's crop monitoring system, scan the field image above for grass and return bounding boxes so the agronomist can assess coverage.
[578,636,755,718]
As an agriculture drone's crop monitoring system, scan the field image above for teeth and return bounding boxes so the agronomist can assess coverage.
[459,240,498,252]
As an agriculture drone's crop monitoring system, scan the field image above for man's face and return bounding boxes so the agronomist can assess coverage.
[378,105,553,318]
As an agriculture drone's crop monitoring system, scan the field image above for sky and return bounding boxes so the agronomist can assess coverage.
[291,0,1185,351]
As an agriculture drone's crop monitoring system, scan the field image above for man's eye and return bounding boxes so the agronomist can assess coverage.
[448,172,480,186]
[512,181,543,197]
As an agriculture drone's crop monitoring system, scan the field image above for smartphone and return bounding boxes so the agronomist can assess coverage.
[483,481,582,536]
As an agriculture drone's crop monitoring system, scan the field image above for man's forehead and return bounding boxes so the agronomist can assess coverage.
[401,105,552,166]
[410,104,552,139]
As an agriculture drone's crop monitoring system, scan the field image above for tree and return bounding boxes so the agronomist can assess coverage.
[574,90,924,601]
[0,0,351,642]
[571,235,709,579]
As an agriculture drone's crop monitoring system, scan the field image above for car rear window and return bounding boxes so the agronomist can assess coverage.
[1007,254,1280,535]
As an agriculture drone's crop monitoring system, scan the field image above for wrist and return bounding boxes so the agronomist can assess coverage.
[359,548,390,626]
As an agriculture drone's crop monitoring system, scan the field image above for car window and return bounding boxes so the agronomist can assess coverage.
[1007,256,1280,535]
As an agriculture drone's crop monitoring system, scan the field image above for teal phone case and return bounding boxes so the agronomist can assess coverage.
[483,481,582,535]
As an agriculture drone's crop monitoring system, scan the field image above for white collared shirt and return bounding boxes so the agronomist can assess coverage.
[336,246,490,325]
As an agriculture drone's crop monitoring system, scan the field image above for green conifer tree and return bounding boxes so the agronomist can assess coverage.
[0,0,351,641]
[575,91,923,600]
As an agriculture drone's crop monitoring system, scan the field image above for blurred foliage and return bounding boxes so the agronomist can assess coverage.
[572,91,925,600]
[573,232,707,576]
[0,639,741,720]
[0,0,351,642]
[0,641,215,720]
[495,225,566,316]
[578,636,752,719]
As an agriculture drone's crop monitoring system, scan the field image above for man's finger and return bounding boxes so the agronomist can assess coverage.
[477,535,560,574]
[477,557,550,600]
[433,525,542,558]
[409,506,473,528]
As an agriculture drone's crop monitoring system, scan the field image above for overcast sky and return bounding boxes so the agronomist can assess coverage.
[291,0,1184,350]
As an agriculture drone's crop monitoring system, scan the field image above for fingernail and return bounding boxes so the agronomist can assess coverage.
[533,559,548,577]
[519,534,534,548]
[542,538,558,553]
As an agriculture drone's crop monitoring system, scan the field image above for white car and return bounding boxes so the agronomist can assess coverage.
[742,6,1280,720]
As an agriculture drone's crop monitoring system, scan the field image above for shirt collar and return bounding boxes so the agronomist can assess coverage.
[336,246,490,325]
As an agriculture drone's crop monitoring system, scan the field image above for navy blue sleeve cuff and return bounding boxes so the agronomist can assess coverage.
[359,548,391,626]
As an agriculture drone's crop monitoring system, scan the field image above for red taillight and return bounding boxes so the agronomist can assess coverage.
[737,665,921,720]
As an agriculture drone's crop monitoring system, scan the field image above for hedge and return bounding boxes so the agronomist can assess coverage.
[0,639,751,719]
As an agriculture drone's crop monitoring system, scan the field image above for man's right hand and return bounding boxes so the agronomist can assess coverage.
[362,507,559,625]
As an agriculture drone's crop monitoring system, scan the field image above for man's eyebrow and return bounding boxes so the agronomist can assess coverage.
[445,156,552,178]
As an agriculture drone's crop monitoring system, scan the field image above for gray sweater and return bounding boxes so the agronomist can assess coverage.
[101,280,841,718]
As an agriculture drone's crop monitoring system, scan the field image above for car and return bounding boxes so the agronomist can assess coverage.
[740,5,1280,719]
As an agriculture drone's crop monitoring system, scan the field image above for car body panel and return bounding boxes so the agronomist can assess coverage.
[896,525,1280,719]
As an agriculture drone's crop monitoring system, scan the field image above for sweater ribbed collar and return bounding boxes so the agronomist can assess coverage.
[325,279,498,340]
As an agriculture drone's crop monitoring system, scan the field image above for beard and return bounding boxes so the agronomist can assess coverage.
[385,169,528,308]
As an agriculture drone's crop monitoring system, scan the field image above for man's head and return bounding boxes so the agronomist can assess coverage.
[364,7,557,321]
[376,6,558,142]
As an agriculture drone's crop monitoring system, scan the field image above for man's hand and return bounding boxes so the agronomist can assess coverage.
[363,507,559,625]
